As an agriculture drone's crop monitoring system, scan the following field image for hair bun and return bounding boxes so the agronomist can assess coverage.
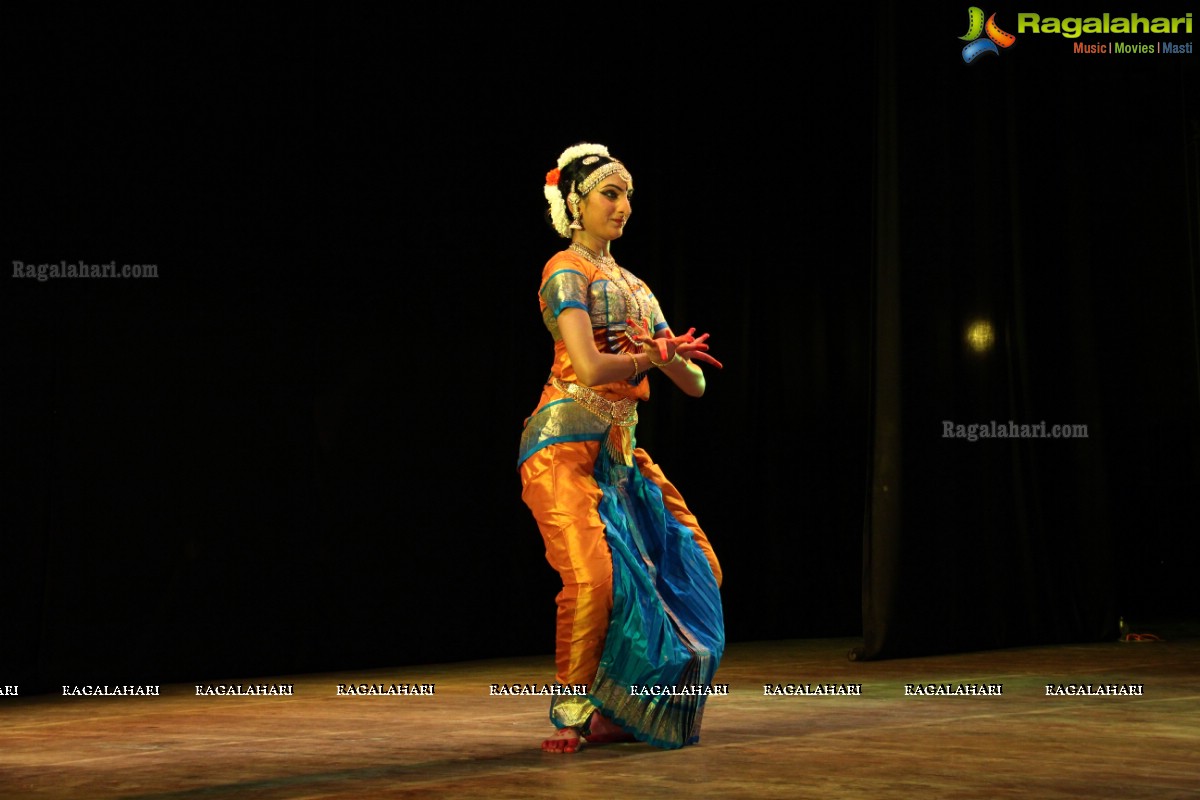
[556,143,610,170]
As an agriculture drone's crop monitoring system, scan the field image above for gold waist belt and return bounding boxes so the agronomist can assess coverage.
[551,376,638,428]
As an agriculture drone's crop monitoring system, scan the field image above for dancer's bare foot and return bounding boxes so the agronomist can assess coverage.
[541,727,582,753]
[583,712,637,744]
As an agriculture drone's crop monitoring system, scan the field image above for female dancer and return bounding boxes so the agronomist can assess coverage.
[519,142,725,752]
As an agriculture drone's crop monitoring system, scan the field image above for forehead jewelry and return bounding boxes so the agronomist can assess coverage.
[545,145,629,239]
[577,161,632,197]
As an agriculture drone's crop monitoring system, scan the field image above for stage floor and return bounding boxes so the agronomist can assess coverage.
[2,631,1198,799]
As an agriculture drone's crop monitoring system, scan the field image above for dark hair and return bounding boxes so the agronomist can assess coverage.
[557,153,619,199]
[545,143,622,234]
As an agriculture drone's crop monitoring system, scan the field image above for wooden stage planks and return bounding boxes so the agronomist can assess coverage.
[1,631,1198,799]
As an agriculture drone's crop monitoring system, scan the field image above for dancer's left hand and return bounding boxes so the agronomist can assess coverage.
[627,319,724,370]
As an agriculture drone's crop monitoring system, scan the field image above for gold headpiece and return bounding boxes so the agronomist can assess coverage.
[544,144,633,239]
[576,160,632,197]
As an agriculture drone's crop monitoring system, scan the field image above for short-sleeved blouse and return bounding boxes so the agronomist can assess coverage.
[518,249,669,466]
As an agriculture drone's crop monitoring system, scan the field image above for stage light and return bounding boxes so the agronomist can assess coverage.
[965,319,995,353]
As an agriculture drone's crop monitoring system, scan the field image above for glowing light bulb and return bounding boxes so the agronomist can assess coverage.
[965,319,995,353]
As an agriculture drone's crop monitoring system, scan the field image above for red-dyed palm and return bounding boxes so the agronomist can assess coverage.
[676,330,724,369]
[627,319,724,370]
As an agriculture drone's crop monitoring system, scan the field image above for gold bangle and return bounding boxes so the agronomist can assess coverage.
[648,351,679,368]
[627,352,640,381]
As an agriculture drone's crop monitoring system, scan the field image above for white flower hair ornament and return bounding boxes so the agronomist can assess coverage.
[543,173,571,238]
[544,143,613,238]
[556,143,610,169]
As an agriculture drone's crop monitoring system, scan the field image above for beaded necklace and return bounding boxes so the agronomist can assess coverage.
[568,242,650,348]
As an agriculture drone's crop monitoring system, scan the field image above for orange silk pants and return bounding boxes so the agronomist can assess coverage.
[520,440,723,690]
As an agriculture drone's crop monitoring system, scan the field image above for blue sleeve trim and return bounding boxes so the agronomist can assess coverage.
[554,300,588,317]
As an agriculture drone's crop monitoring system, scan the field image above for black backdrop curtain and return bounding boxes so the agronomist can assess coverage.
[3,6,1197,691]
[858,2,1200,660]
[3,8,873,693]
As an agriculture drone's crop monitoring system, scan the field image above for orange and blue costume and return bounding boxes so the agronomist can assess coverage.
[518,248,724,749]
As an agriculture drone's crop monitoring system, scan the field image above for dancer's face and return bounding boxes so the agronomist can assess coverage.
[580,174,632,242]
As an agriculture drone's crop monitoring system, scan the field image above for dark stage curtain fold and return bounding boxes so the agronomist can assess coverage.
[5,6,1197,689]
[857,5,1200,660]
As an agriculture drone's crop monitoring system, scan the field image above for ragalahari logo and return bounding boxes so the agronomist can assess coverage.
[960,7,1017,62]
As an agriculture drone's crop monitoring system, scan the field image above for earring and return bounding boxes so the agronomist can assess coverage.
[568,192,582,229]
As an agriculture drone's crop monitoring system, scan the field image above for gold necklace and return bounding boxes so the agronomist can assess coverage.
[568,242,650,346]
